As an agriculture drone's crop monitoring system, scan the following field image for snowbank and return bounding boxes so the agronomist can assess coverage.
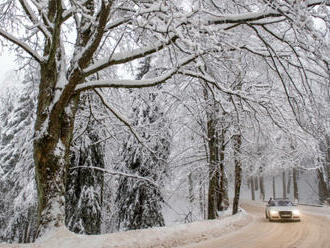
[298,204,330,220]
[0,209,250,248]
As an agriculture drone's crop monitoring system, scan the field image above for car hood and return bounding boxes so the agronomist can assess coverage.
[268,206,298,211]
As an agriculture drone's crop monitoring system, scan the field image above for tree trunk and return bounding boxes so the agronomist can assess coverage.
[287,170,291,195]
[259,175,265,201]
[34,116,75,237]
[217,131,229,211]
[250,176,255,200]
[282,171,287,199]
[217,163,229,211]
[272,176,276,199]
[318,135,330,204]
[232,134,242,215]
[204,87,219,220]
[207,126,218,219]
[292,168,299,203]
[208,161,218,219]
[293,168,299,202]
[254,176,259,191]
[317,168,329,204]
[34,62,80,237]
[199,176,205,218]
[188,173,194,204]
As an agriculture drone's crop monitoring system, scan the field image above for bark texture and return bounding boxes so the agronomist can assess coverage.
[33,0,111,235]
[232,134,242,215]
[34,64,79,237]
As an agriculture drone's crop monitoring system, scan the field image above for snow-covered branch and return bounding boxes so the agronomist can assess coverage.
[93,89,170,165]
[0,28,44,63]
[70,166,159,188]
[105,17,131,30]
[93,89,144,144]
[203,9,280,25]
[77,54,197,91]
[305,0,330,7]
[203,0,329,26]
[83,35,178,76]
[178,69,262,104]
[18,0,51,39]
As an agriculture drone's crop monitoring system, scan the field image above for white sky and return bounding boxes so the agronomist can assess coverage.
[0,51,18,92]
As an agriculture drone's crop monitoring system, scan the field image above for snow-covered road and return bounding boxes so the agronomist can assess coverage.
[1,201,329,248]
[179,201,330,248]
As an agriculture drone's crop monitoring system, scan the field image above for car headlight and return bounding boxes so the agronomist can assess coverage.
[270,210,279,216]
[292,210,300,216]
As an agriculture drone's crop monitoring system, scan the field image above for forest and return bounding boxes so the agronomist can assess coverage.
[0,0,329,244]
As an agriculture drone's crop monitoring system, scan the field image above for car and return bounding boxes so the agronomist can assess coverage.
[265,198,301,222]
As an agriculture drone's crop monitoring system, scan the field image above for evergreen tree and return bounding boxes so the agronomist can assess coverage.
[65,95,105,234]
[0,81,38,243]
[115,58,171,230]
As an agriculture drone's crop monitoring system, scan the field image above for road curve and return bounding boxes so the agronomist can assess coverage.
[180,202,330,248]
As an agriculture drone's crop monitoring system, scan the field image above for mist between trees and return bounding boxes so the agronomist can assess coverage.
[0,0,329,243]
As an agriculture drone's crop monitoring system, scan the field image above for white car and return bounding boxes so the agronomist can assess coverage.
[265,199,301,222]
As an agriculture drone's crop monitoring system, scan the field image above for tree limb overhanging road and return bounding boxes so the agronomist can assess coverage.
[180,202,330,248]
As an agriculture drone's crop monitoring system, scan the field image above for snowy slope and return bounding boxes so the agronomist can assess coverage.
[0,210,250,248]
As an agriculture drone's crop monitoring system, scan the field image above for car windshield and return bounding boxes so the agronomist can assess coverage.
[270,200,293,206]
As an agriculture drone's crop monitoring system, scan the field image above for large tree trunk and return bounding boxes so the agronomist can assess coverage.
[33,0,110,235]
[34,111,76,237]
[232,134,242,215]
[34,47,84,236]
[34,60,78,236]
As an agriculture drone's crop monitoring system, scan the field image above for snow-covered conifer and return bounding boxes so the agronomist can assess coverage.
[115,58,171,230]
[65,94,105,234]
[0,79,38,243]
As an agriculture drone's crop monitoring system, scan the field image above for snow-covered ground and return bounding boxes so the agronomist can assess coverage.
[0,209,250,248]
[299,204,330,220]
[2,200,329,248]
